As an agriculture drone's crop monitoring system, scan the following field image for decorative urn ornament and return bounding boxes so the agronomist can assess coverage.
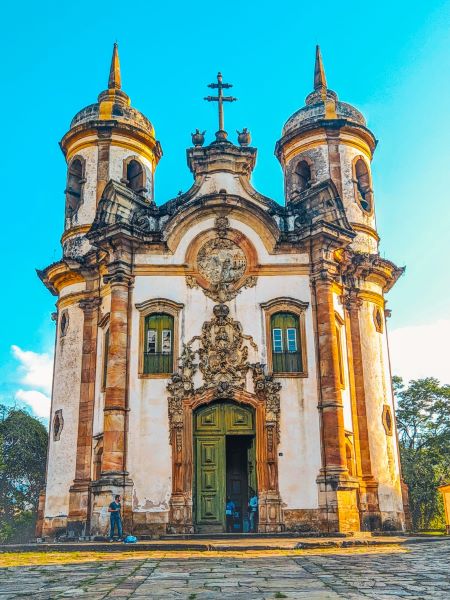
[191,129,206,147]
[237,128,251,146]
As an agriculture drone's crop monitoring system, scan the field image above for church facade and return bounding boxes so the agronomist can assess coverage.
[37,45,409,538]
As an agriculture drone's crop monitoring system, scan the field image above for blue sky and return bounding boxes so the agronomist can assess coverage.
[1,0,449,418]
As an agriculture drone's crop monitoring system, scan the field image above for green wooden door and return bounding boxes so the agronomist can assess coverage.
[194,402,256,532]
[195,437,225,530]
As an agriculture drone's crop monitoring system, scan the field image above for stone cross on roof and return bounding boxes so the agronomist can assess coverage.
[204,72,237,141]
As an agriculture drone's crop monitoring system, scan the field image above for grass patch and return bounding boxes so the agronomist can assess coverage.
[275,593,287,599]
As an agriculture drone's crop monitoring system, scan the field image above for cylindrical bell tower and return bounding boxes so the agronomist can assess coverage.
[60,43,162,258]
[275,46,378,254]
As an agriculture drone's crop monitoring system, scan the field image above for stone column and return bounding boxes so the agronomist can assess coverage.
[344,289,381,530]
[67,296,101,537]
[312,272,360,532]
[90,260,134,536]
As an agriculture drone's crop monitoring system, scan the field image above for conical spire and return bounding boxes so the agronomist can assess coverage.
[313,45,327,92]
[108,43,121,90]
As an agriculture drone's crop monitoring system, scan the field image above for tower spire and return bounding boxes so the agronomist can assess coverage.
[313,45,327,92]
[108,42,121,90]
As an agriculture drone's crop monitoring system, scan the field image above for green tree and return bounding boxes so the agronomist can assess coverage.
[394,377,450,530]
[0,405,48,543]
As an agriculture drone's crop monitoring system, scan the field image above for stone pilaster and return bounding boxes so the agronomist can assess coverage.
[312,271,360,532]
[343,289,381,530]
[90,258,134,536]
[96,129,111,202]
[67,296,101,537]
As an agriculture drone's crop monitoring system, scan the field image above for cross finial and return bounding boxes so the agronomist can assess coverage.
[204,72,237,141]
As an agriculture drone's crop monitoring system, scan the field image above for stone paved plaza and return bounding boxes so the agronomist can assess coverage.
[0,540,449,599]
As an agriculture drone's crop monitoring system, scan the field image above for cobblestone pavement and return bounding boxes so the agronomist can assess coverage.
[0,541,449,599]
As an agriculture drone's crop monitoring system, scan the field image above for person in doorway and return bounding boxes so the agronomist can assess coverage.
[108,494,123,541]
[225,497,236,533]
[248,489,258,533]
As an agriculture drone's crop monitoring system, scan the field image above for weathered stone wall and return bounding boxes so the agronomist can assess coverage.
[358,294,404,526]
[43,302,84,536]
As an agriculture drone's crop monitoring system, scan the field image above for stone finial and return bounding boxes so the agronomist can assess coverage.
[108,42,121,90]
[314,45,327,92]
[237,128,251,147]
[191,129,206,147]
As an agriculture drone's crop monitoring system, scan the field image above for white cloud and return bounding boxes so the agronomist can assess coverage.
[11,345,54,419]
[15,389,51,419]
[11,345,53,395]
[389,319,450,385]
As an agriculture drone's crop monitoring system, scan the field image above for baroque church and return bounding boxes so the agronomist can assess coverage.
[37,44,409,538]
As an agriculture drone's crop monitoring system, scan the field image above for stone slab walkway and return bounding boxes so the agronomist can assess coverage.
[1,534,445,553]
[0,540,449,599]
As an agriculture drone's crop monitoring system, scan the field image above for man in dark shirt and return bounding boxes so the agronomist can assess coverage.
[108,494,123,541]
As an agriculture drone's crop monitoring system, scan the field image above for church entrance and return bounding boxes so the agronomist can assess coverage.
[193,402,256,533]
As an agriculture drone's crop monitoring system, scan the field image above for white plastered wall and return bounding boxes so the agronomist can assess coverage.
[44,304,84,520]
[359,296,403,516]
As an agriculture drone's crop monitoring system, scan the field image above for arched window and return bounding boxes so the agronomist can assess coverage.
[126,159,144,193]
[143,313,174,374]
[66,158,84,216]
[354,158,372,213]
[270,312,302,373]
[295,160,312,194]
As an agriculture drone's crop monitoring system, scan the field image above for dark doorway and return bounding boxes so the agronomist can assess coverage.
[226,435,253,533]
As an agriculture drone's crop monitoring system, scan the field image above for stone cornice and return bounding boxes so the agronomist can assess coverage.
[339,250,405,292]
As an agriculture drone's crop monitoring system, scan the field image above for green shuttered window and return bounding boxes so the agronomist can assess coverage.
[271,312,302,373]
[143,313,174,374]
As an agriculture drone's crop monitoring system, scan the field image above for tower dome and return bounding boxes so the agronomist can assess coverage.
[281,46,369,137]
[69,44,155,137]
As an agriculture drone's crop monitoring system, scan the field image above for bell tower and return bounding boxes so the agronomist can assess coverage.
[276,46,378,254]
[60,43,162,259]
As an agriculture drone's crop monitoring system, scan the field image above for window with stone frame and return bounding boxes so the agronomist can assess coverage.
[53,409,64,441]
[382,405,394,435]
[270,312,303,374]
[143,313,174,374]
[373,305,384,333]
[60,310,69,337]
[65,157,85,217]
[353,158,373,213]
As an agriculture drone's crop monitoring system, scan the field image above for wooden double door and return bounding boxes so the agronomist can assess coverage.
[194,402,256,533]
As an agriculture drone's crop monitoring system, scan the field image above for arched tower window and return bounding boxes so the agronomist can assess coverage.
[65,157,85,217]
[126,159,145,193]
[354,158,372,213]
[295,160,312,194]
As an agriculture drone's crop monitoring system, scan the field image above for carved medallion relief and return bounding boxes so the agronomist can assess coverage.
[186,216,257,303]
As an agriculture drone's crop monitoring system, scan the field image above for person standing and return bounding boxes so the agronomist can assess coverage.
[248,490,258,533]
[108,494,123,541]
[225,497,235,533]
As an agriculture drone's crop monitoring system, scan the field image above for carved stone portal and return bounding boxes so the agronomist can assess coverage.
[167,303,284,533]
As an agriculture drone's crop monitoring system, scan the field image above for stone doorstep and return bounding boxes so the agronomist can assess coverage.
[0,535,448,554]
